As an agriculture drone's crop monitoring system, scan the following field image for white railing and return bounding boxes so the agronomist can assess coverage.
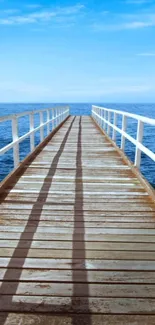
[0,106,69,169]
[92,105,155,168]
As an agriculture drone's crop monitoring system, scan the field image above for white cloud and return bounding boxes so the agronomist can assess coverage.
[93,11,155,31]
[0,81,51,93]
[124,21,153,29]
[26,4,42,9]
[58,4,85,15]
[2,9,20,14]
[101,11,109,15]
[61,84,152,97]
[125,0,153,4]
[92,21,151,31]
[137,52,155,56]
[103,85,152,94]
[0,79,153,102]
[0,4,85,25]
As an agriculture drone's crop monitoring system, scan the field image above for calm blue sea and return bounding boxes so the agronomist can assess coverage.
[0,103,155,187]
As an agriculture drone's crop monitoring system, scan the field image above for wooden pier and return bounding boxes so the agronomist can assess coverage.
[0,113,155,324]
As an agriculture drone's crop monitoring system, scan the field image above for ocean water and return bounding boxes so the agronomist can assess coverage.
[0,103,155,187]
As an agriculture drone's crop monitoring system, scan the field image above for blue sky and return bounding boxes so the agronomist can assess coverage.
[0,0,155,102]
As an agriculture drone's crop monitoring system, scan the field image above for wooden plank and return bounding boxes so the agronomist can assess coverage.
[1,296,155,313]
[1,220,155,229]
[1,226,155,234]
[1,232,155,242]
[1,282,155,297]
[4,192,153,202]
[0,218,155,229]
[0,268,155,283]
[17,176,140,181]
[1,240,155,251]
[0,248,155,259]
[1,210,155,216]
[1,204,154,211]
[1,314,155,325]
[1,215,155,223]
[1,258,155,270]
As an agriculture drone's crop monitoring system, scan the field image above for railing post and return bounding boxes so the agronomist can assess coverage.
[93,106,95,120]
[51,109,53,130]
[55,108,58,127]
[135,120,144,168]
[40,112,44,142]
[98,108,100,126]
[100,109,102,127]
[12,117,19,168]
[112,112,117,141]
[57,108,59,125]
[30,113,34,152]
[60,108,62,123]
[58,108,61,125]
[96,108,98,124]
[47,110,50,135]
[55,108,57,127]
[52,109,55,130]
[98,108,100,125]
[66,106,70,117]
[101,109,103,129]
[93,106,95,119]
[92,106,94,118]
[121,115,127,150]
[49,110,51,131]
[56,108,59,126]
[103,109,106,130]
[64,107,67,120]
[96,107,98,124]
[107,111,111,136]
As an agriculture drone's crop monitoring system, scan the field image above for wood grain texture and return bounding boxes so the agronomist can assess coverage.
[0,314,155,325]
[0,115,155,324]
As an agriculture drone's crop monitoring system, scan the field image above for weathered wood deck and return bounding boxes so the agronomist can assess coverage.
[0,115,155,324]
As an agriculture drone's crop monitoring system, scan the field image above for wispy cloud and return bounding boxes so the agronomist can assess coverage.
[92,10,155,31]
[125,0,152,4]
[137,52,155,56]
[101,11,109,15]
[0,4,85,25]
[62,85,152,98]
[93,21,154,31]
[58,4,85,15]
[2,9,20,14]
[123,20,154,29]
[26,4,42,10]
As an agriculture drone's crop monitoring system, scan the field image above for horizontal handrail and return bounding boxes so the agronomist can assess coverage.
[0,106,70,170]
[0,105,68,122]
[93,105,155,126]
[92,105,155,168]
